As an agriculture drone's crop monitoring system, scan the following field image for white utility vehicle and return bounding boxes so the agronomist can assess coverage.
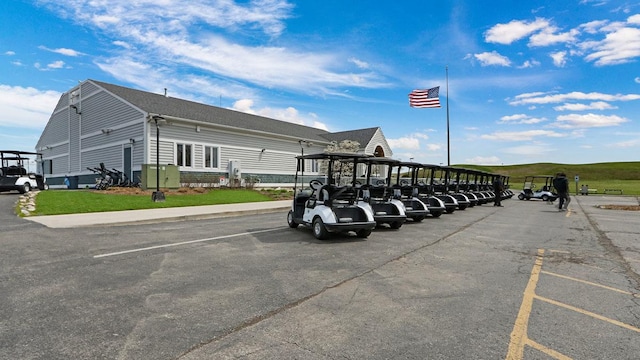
[287,152,376,240]
[0,150,47,194]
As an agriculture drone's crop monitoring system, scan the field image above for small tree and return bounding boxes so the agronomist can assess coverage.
[319,140,360,185]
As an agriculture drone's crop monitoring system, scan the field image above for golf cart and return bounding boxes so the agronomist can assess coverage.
[407,163,447,217]
[358,157,407,228]
[388,161,431,222]
[517,175,557,201]
[287,152,376,240]
[0,150,47,194]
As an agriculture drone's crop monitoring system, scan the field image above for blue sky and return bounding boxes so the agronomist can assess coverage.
[1,0,639,165]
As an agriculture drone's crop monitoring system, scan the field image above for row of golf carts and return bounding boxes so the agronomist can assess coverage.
[287,152,513,240]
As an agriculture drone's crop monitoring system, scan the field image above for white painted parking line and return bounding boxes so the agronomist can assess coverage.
[93,228,281,258]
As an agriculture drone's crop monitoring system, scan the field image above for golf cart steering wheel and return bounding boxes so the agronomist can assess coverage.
[309,179,323,190]
[400,179,410,186]
[375,179,386,186]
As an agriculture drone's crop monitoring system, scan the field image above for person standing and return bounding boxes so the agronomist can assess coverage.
[492,176,504,207]
[553,172,570,211]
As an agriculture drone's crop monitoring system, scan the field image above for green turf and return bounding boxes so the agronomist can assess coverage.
[32,189,273,215]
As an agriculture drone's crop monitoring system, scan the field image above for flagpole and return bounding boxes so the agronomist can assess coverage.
[446,66,450,166]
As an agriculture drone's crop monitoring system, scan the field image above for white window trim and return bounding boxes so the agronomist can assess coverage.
[203,145,221,170]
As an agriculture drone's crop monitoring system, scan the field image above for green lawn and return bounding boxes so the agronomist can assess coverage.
[32,189,274,215]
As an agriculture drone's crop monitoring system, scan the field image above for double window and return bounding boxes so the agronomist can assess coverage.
[176,143,192,167]
[204,146,219,168]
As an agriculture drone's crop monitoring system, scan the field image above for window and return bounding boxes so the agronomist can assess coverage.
[204,146,219,168]
[310,159,319,172]
[177,143,192,167]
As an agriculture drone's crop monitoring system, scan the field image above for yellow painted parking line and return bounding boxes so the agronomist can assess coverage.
[535,295,640,333]
[526,339,571,360]
[506,249,545,360]
[542,270,640,298]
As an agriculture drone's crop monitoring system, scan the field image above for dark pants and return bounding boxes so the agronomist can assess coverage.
[494,192,502,206]
[558,192,570,209]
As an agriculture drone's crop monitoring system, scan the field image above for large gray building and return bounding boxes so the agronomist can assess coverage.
[36,79,393,188]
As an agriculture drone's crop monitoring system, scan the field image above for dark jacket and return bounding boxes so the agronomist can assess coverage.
[553,176,569,193]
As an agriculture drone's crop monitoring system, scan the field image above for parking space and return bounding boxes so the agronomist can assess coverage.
[508,246,640,359]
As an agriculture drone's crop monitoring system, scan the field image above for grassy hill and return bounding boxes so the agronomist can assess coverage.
[455,162,640,195]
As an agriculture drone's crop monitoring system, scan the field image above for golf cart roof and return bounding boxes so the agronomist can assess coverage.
[1,150,41,159]
[297,152,371,160]
[361,156,400,165]
[396,161,423,167]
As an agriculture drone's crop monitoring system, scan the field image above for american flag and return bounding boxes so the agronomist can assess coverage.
[409,87,441,108]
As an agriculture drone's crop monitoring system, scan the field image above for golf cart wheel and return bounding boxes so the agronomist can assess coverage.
[542,195,549,201]
[446,208,455,214]
[430,211,443,218]
[518,193,525,200]
[312,217,329,240]
[412,216,424,222]
[390,221,402,229]
[20,182,31,194]
[356,228,372,238]
[287,210,299,228]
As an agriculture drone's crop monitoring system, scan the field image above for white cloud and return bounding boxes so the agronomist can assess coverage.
[609,139,640,148]
[231,98,328,131]
[348,57,370,69]
[34,61,67,71]
[465,156,501,165]
[553,101,616,111]
[426,144,442,151]
[484,18,550,44]
[474,51,511,66]
[529,27,579,47]
[499,114,546,124]
[38,46,84,57]
[580,20,609,34]
[0,84,60,129]
[503,145,554,155]
[628,14,640,25]
[4,51,16,56]
[39,0,388,96]
[387,136,421,150]
[550,51,567,67]
[480,130,565,141]
[554,113,629,128]
[582,26,640,65]
[509,91,640,105]
[517,59,540,68]
[635,77,640,83]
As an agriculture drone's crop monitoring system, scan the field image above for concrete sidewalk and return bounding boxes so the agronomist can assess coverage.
[25,200,291,228]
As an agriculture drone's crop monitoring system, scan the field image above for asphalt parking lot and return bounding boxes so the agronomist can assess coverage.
[1,193,639,359]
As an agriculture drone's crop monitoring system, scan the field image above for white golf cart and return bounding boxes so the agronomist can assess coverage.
[403,162,447,218]
[518,175,557,201]
[358,157,407,228]
[287,152,376,240]
[0,150,47,194]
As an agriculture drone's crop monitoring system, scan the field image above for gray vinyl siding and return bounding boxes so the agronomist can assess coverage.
[81,123,144,149]
[149,139,175,165]
[81,81,100,95]
[69,113,80,172]
[364,128,392,157]
[219,147,296,173]
[165,124,307,153]
[39,111,69,146]
[52,156,69,175]
[132,144,144,168]
[82,146,122,170]
[81,91,144,135]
